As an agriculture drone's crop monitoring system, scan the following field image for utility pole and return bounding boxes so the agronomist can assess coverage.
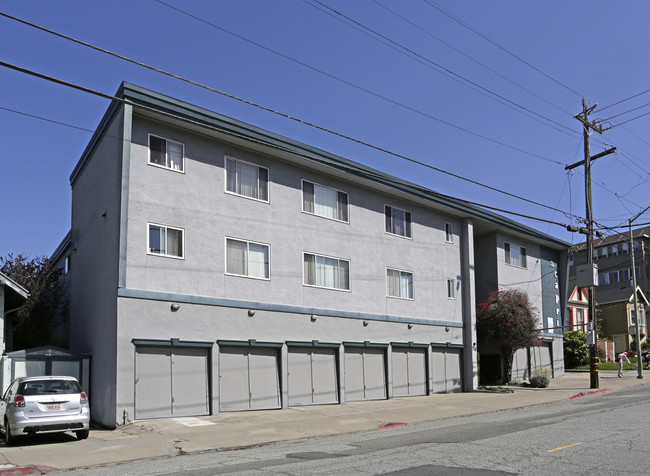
[567,99,616,389]
[629,204,650,379]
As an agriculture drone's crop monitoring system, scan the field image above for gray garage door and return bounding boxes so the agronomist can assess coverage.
[288,347,339,406]
[135,346,210,419]
[391,347,427,397]
[431,347,462,394]
[344,346,387,402]
[219,346,281,412]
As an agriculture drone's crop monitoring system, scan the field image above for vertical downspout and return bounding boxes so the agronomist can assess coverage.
[460,218,478,391]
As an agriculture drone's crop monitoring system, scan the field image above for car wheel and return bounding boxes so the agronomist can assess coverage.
[4,418,14,446]
[76,429,89,440]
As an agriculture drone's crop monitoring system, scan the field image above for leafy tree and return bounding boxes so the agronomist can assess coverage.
[563,331,589,368]
[0,253,65,349]
[476,289,540,384]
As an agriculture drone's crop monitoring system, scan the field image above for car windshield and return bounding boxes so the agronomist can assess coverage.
[18,380,81,396]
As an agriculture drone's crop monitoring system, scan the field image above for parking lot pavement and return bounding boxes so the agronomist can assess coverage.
[0,370,646,473]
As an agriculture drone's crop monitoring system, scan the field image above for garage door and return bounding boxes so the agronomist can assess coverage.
[288,347,339,406]
[219,346,281,412]
[135,346,210,419]
[344,347,387,402]
[431,347,462,394]
[391,347,427,397]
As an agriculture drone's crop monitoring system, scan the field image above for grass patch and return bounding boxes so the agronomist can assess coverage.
[574,357,638,371]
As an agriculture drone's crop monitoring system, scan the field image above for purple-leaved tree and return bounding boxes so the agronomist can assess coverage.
[476,288,540,384]
[0,253,65,349]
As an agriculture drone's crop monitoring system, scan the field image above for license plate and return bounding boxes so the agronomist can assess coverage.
[45,404,61,411]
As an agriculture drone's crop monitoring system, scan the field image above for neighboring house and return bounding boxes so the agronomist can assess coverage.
[0,271,28,354]
[56,82,569,427]
[598,289,648,354]
[570,227,650,352]
[567,287,589,332]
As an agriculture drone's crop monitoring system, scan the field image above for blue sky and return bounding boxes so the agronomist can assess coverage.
[2,1,649,258]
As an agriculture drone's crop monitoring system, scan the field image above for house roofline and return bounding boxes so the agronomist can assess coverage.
[0,271,29,300]
[50,231,72,263]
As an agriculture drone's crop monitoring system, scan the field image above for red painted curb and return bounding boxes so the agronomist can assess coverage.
[0,465,57,475]
[379,422,407,429]
[568,388,611,399]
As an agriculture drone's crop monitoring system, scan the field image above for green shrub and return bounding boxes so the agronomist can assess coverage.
[563,331,589,368]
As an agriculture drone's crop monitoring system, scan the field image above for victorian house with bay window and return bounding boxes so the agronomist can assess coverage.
[55,83,569,427]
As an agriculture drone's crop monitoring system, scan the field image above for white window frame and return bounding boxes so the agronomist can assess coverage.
[385,205,412,239]
[630,307,646,326]
[303,252,350,292]
[445,222,453,243]
[504,242,527,269]
[386,267,414,300]
[599,271,610,285]
[224,156,269,203]
[225,237,270,280]
[446,278,456,299]
[301,180,349,223]
[575,308,584,330]
[148,134,185,173]
[147,223,184,259]
[608,270,620,284]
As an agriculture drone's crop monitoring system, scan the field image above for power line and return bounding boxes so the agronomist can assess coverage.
[422,0,584,98]
[598,89,650,113]
[371,0,575,117]
[0,9,565,165]
[306,0,577,136]
[0,60,584,228]
[600,101,650,122]
[610,109,650,128]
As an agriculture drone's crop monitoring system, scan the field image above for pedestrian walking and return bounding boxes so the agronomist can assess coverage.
[617,352,631,377]
[644,352,650,370]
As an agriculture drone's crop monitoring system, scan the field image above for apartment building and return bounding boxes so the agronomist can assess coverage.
[59,83,569,427]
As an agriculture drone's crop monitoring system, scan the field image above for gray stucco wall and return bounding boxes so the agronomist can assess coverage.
[495,232,544,321]
[123,115,467,323]
[69,106,125,425]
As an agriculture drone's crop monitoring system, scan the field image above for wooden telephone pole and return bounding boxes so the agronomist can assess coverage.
[566,99,616,389]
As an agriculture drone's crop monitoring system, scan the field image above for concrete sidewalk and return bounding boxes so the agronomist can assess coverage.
[0,370,647,474]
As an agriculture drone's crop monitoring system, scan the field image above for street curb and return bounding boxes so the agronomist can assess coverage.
[568,388,612,399]
[0,465,57,475]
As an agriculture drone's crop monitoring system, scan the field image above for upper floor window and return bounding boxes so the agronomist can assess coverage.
[446,278,456,299]
[302,180,349,222]
[226,238,269,279]
[385,205,412,238]
[599,267,640,285]
[575,308,584,328]
[303,253,350,291]
[445,223,453,243]
[630,307,646,326]
[504,242,526,268]
[597,242,632,260]
[148,223,184,258]
[387,268,413,299]
[149,135,184,172]
[225,157,269,202]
